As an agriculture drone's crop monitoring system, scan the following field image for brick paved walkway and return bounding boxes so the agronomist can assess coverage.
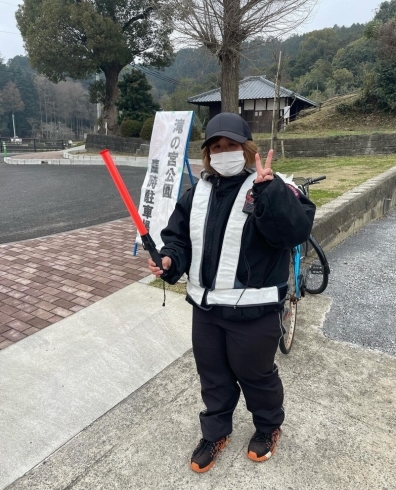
[0,219,150,350]
[0,160,203,351]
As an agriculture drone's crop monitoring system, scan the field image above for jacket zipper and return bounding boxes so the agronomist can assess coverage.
[199,185,215,286]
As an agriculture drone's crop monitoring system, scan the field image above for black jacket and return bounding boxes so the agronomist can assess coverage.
[160,170,316,321]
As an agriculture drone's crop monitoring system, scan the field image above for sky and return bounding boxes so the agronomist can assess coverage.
[0,0,384,62]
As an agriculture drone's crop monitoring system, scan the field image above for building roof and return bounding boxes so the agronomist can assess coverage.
[187,75,317,107]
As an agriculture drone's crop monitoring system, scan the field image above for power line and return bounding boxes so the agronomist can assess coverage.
[0,0,19,6]
[132,64,180,85]
[146,68,179,84]
[138,66,179,85]
[0,30,20,35]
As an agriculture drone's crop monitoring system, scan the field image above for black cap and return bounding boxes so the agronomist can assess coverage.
[201,112,252,149]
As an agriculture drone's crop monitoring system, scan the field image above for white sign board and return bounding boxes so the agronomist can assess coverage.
[136,111,194,249]
[284,106,291,119]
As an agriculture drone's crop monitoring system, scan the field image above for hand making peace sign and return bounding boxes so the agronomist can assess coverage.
[254,149,274,184]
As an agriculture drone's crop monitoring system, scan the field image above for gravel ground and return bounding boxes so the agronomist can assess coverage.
[323,206,396,356]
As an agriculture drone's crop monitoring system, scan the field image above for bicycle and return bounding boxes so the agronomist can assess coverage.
[279,175,331,355]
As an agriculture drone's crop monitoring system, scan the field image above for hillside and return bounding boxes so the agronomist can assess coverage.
[145,22,367,102]
[282,94,396,138]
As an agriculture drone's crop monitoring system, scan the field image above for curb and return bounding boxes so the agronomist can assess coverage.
[4,156,149,167]
[4,155,204,168]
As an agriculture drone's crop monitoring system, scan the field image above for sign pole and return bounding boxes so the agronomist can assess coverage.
[178,112,195,199]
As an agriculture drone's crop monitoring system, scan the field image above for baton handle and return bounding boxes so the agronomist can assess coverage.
[100,149,163,270]
[141,233,163,270]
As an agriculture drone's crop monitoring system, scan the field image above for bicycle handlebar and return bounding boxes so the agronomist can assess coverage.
[312,175,326,183]
[306,175,326,185]
[294,175,327,198]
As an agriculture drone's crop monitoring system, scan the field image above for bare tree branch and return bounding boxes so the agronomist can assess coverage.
[163,0,317,112]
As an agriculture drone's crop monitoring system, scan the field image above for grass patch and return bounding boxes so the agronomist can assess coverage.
[149,277,187,295]
[273,154,396,207]
[308,189,341,207]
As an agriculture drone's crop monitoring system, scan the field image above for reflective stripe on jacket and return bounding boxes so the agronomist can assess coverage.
[187,172,282,308]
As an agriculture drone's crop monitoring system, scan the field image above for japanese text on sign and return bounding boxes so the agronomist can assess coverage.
[137,111,194,249]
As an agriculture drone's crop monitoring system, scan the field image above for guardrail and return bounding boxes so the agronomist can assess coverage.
[0,138,68,153]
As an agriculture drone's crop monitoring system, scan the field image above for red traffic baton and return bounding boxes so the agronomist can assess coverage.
[100,149,163,270]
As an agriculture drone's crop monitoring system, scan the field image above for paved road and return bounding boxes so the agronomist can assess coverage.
[323,205,396,356]
[0,159,194,244]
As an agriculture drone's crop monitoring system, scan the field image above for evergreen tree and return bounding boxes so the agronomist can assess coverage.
[7,56,39,137]
[117,69,160,123]
[371,61,396,110]
[374,0,396,22]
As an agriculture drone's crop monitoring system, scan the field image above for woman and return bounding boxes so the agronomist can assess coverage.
[148,112,315,473]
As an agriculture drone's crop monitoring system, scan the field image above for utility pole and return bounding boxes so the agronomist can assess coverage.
[96,73,101,133]
[270,51,282,160]
[12,113,17,139]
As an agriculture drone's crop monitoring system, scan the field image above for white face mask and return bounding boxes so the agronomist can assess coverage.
[210,150,246,177]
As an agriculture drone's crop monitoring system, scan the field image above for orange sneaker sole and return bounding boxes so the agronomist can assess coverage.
[190,437,230,473]
[247,443,277,462]
[247,429,282,462]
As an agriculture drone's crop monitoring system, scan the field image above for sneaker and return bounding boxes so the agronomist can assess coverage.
[190,436,230,473]
[247,428,282,462]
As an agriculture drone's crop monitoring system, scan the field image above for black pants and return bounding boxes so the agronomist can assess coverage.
[192,306,284,442]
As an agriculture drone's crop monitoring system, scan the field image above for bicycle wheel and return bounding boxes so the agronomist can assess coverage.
[301,235,329,295]
[279,253,298,355]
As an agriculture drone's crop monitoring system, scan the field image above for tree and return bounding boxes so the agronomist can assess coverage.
[374,0,396,23]
[1,82,25,137]
[165,0,317,113]
[16,0,173,134]
[332,38,377,79]
[159,77,210,123]
[1,82,25,114]
[372,62,396,110]
[376,18,396,61]
[292,59,333,96]
[332,68,354,94]
[160,78,212,111]
[117,69,160,122]
[364,17,396,111]
[32,74,95,139]
[332,23,366,46]
[290,28,341,79]
[7,56,40,137]
[0,55,7,129]
[0,54,10,90]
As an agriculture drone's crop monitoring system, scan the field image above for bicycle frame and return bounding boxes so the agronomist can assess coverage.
[292,243,303,300]
[280,175,330,354]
